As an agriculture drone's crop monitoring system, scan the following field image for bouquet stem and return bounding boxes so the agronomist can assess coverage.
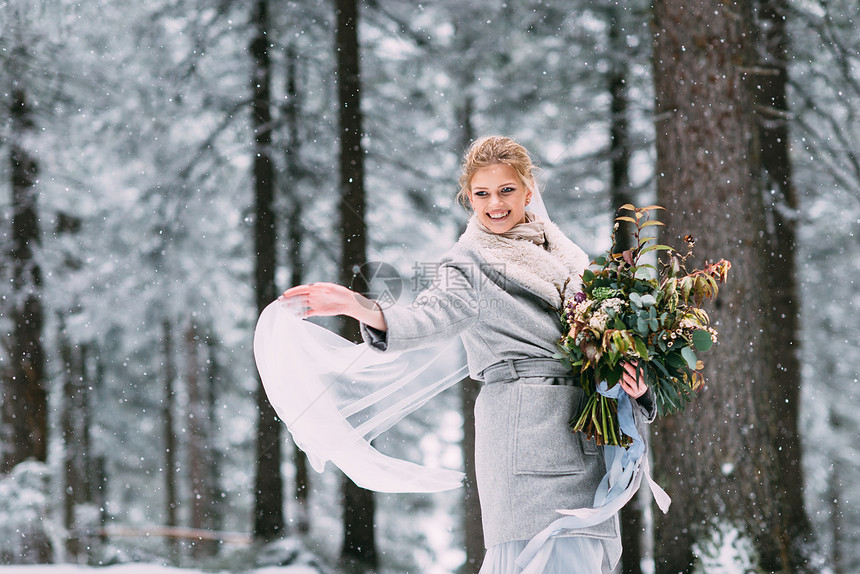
[571,392,633,447]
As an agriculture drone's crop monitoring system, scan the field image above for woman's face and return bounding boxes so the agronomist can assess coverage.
[469,163,532,234]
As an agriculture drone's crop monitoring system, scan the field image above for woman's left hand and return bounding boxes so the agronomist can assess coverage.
[619,361,648,399]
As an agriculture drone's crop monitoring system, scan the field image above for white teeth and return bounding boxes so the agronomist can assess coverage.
[489,211,509,219]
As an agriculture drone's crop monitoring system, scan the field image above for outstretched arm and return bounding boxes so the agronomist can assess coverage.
[279,282,387,332]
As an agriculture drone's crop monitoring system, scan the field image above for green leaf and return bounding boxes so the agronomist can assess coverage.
[640,294,657,307]
[634,264,657,278]
[640,244,674,256]
[667,351,687,369]
[634,337,649,359]
[692,329,714,351]
[582,269,594,283]
[681,346,698,370]
[640,220,666,228]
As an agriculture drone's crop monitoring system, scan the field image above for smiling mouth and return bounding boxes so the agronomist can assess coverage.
[488,211,511,220]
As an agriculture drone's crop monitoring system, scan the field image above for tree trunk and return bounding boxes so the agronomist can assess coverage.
[456,98,484,574]
[335,0,377,570]
[606,14,643,572]
[77,343,98,559]
[2,87,47,479]
[282,48,310,535]
[204,332,225,541]
[753,0,817,568]
[94,358,109,547]
[460,374,484,574]
[651,1,813,571]
[185,320,215,558]
[826,414,844,574]
[60,318,82,562]
[608,11,637,256]
[162,319,180,562]
[250,0,285,543]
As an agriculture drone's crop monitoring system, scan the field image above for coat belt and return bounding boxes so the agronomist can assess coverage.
[480,357,575,384]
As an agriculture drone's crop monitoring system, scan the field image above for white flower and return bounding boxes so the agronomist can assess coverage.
[600,297,625,314]
[588,309,610,332]
[573,300,593,320]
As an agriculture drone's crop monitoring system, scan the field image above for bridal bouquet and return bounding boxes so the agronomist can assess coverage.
[555,205,731,447]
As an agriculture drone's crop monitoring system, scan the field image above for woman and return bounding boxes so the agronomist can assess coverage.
[272,136,655,573]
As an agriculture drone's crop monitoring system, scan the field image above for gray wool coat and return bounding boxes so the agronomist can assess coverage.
[361,216,654,565]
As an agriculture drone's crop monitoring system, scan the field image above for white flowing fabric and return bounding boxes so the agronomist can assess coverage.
[254,299,468,493]
[480,538,606,574]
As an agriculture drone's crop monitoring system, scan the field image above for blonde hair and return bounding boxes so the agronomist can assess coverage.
[456,135,539,210]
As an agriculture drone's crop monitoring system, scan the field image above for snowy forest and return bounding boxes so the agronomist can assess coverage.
[0,0,858,573]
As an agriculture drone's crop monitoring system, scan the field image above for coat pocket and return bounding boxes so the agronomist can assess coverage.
[512,384,593,475]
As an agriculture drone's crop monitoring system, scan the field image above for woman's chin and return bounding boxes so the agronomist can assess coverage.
[481,212,525,234]
[483,220,513,233]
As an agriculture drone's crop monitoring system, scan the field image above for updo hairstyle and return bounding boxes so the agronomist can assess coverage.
[456,135,540,210]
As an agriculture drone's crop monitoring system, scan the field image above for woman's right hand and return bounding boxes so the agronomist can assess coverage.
[279,282,387,331]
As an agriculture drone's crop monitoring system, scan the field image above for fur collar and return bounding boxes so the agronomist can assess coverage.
[457,216,590,308]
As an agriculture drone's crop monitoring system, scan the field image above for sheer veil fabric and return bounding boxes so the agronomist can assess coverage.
[254,301,468,492]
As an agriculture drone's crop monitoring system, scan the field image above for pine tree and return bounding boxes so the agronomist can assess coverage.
[2,84,48,478]
[250,0,286,543]
[651,0,818,570]
[335,0,378,570]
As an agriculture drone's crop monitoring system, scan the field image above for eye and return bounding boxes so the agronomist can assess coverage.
[473,190,488,197]
[501,187,516,193]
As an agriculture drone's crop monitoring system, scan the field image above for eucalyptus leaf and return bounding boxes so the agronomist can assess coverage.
[667,351,687,369]
[681,346,697,370]
[640,294,657,307]
[692,329,714,351]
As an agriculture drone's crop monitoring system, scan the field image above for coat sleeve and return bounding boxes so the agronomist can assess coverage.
[360,261,480,353]
[634,389,657,423]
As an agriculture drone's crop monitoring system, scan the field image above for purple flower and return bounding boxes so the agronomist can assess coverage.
[574,292,587,304]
